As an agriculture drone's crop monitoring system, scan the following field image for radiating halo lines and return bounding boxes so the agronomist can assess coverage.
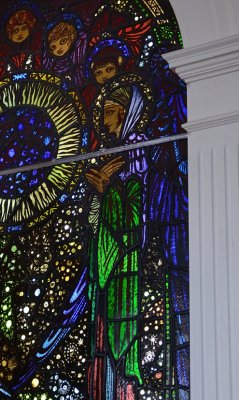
[0,72,87,232]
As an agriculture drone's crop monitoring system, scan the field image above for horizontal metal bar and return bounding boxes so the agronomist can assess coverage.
[0,133,188,176]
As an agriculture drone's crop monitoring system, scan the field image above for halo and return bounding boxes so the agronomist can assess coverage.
[93,73,154,137]
[46,12,84,35]
[0,72,86,232]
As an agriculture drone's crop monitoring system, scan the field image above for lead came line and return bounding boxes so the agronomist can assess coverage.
[0,133,188,176]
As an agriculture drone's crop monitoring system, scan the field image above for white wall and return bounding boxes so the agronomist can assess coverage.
[170,0,239,47]
[165,1,239,399]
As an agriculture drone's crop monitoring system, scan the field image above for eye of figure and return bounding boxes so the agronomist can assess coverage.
[95,70,102,77]
[50,44,56,52]
[21,24,28,31]
[60,37,68,45]
[106,66,115,73]
[13,27,19,34]
[105,110,114,116]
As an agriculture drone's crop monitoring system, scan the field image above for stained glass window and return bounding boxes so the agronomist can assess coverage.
[0,1,188,399]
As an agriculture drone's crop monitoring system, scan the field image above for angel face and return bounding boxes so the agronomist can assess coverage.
[49,36,72,57]
[48,22,77,57]
[104,102,125,137]
[11,23,30,43]
[94,62,117,84]
[6,10,35,43]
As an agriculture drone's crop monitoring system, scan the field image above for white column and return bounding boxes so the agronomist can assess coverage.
[164,35,239,400]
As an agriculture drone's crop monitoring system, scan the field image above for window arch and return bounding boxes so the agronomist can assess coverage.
[0,1,188,399]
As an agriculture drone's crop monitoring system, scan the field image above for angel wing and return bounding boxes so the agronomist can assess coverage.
[118,19,152,55]
[89,17,152,56]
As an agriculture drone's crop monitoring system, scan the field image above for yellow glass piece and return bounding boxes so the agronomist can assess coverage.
[32,378,39,388]
[0,78,10,88]
[6,320,12,328]
[30,72,61,85]
[68,91,87,123]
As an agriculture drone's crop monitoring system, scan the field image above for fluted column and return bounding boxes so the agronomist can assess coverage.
[164,35,239,400]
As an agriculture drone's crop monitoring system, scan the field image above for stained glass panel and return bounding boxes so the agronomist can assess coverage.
[0,1,189,399]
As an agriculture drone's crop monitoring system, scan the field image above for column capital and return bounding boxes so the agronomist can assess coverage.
[163,34,239,83]
[164,34,239,123]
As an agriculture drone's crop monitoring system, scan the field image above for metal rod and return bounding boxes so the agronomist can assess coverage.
[0,133,188,176]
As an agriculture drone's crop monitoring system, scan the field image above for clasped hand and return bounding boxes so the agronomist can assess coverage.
[85,156,125,193]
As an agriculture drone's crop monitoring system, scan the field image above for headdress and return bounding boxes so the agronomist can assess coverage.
[105,87,131,108]
[93,73,154,139]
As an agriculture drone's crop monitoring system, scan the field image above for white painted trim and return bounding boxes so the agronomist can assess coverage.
[163,34,239,82]
[183,110,239,133]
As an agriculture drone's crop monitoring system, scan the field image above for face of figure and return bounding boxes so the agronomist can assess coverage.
[104,103,125,137]
[11,23,30,43]
[94,63,117,84]
[49,36,72,57]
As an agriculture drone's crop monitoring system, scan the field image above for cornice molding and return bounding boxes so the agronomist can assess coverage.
[183,110,239,133]
[163,34,239,83]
